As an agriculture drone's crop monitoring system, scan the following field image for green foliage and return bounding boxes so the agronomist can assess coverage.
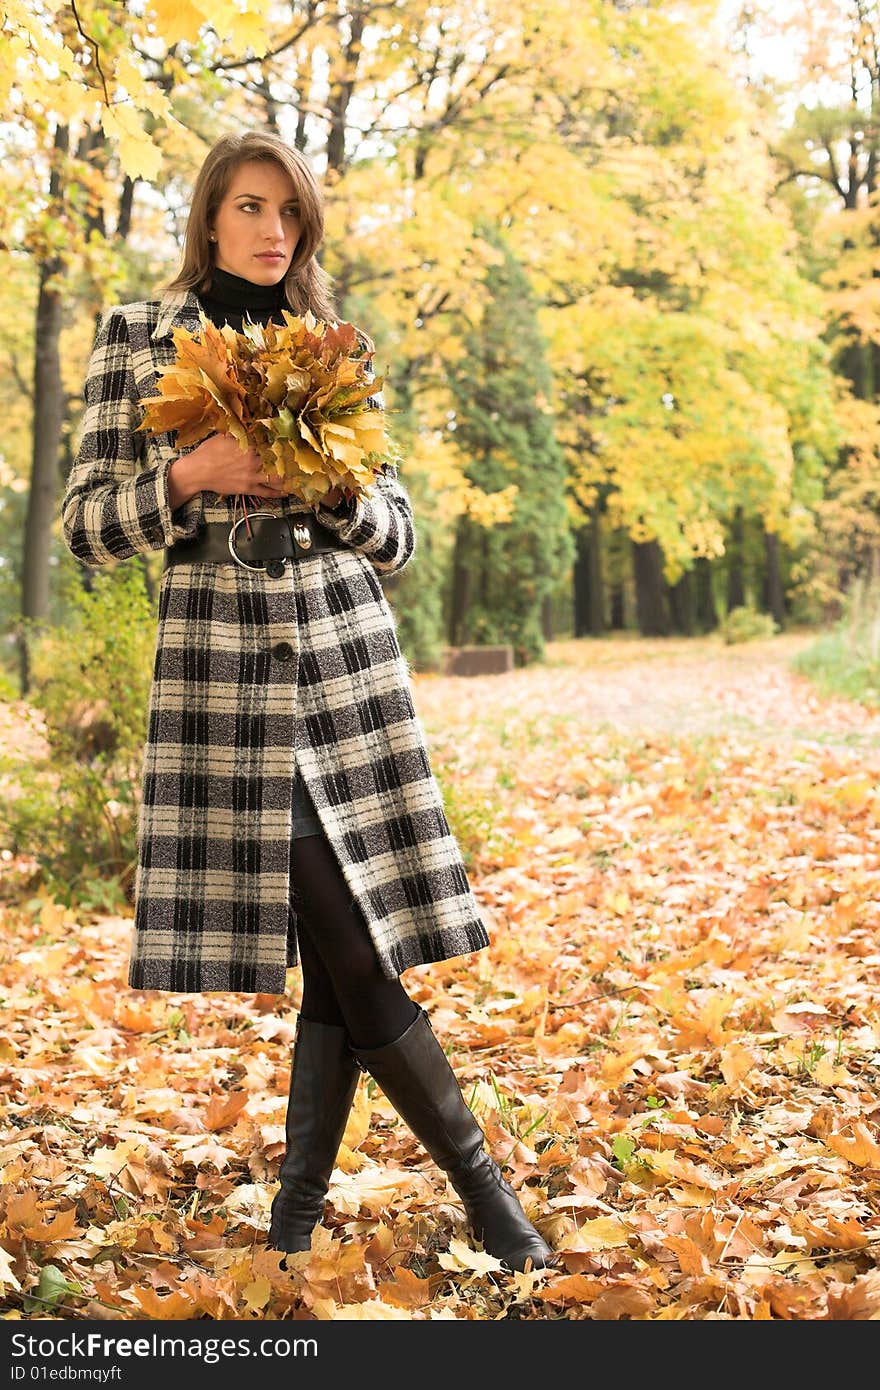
[337,296,447,671]
[718,605,778,645]
[611,1134,637,1171]
[1,564,156,907]
[0,665,17,701]
[444,226,574,666]
[385,458,449,672]
[22,1265,82,1316]
[431,766,500,873]
[793,570,880,707]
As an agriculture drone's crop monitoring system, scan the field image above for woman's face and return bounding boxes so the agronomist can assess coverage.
[209,159,302,284]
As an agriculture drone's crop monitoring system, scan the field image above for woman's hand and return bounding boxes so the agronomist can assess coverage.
[168,434,350,511]
[184,434,289,500]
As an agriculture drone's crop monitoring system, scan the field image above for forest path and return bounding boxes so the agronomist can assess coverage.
[413,630,880,757]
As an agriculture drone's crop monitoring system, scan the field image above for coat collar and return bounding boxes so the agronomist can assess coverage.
[151,288,203,342]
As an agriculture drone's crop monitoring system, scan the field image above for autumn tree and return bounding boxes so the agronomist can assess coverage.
[0,0,851,684]
[443,229,572,664]
[553,85,839,632]
[740,0,880,611]
[3,0,285,690]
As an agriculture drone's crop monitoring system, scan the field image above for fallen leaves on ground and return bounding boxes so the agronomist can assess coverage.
[3,633,880,1320]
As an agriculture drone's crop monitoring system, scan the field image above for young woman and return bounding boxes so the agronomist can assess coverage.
[61,130,556,1274]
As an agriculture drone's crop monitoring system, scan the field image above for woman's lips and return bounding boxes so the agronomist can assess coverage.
[256,253,284,260]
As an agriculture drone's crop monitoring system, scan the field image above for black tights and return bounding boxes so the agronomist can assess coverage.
[290,833,419,1050]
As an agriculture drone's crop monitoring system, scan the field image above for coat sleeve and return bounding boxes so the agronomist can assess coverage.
[312,342,416,577]
[61,307,205,566]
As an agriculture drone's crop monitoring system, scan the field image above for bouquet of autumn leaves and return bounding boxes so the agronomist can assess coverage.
[136,310,391,512]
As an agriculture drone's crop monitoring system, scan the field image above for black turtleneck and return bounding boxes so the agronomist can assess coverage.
[197,264,288,333]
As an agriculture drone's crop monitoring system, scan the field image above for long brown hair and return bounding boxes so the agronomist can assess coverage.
[160,130,342,326]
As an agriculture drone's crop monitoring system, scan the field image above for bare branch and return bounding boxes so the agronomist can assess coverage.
[69,0,112,106]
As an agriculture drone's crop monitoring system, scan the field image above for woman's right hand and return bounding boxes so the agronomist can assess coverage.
[187,434,289,500]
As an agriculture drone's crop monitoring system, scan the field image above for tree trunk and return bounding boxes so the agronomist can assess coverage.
[609,582,625,629]
[573,526,590,637]
[449,516,473,646]
[21,257,65,694]
[257,73,282,133]
[479,526,490,607]
[573,505,604,636]
[632,539,670,636]
[587,504,603,634]
[541,592,554,640]
[20,126,70,695]
[667,570,695,635]
[840,339,874,401]
[325,8,366,174]
[726,505,746,612]
[117,173,135,240]
[762,526,785,629]
[694,556,718,631]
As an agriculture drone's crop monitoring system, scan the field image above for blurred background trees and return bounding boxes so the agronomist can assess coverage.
[3,0,879,687]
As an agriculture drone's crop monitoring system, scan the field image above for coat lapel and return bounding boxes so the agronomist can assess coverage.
[150,287,203,342]
[139,290,205,462]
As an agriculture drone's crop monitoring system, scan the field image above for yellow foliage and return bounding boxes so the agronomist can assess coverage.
[147,0,206,44]
[403,430,519,529]
[101,105,164,182]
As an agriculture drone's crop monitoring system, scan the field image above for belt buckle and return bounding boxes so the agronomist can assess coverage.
[228,510,285,572]
[291,519,312,551]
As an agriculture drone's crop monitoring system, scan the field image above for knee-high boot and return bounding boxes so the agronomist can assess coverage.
[267,1016,362,1253]
[350,1006,557,1272]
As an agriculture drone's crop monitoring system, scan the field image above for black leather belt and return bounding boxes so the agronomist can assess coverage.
[163,510,349,576]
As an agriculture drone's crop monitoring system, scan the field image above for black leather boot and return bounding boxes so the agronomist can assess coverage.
[351,1005,557,1273]
[267,1016,362,1253]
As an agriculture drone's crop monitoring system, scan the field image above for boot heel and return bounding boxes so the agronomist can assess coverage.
[352,1008,557,1273]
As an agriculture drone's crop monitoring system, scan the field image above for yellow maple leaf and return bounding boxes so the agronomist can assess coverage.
[719,1040,756,1086]
[0,1246,21,1294]
[437,1237,506,1274]
[326,1166,415,1217]
[558,1216,633,1252]
[376,1266,433,1308]
[148,0,205,44]
[812,1054,853,1086]
[228,8,271,58]
[241,1275,272,1312]
[825,1122,880,1168]
[333,1299,414,1320]
[85,1139,148,1180]
[171,1134,237,1170]
[100,105,163,182]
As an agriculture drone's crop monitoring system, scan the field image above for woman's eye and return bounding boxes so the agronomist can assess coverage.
[240,202,299,216]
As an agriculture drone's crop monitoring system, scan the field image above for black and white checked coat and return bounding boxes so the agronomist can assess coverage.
[61,288,491,993]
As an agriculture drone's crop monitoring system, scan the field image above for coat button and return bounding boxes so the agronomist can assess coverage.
[266,558,286,579]
[272,641,295,662]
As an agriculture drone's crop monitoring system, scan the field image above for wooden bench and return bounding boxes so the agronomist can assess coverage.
[441,645,514,676]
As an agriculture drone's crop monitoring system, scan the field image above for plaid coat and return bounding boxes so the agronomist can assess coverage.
[61,288,491,993]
